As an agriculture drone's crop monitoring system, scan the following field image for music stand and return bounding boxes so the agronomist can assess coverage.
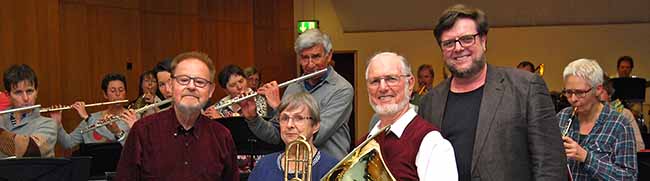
[0,157,90,181]
[215,117,283,179]
[73,142,123,179]
[215,117,283,154]
[611,77,646,102]
[639,152,650,180]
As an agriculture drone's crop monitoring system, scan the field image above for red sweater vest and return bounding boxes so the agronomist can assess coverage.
[361,115,439,181]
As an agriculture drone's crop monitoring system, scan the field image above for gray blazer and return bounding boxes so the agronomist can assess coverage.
[418,64,567,181]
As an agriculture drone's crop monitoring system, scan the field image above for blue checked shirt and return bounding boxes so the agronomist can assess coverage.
[557,105,637,180]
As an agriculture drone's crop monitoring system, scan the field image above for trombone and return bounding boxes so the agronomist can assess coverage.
[284,135,313,181]
[80,98,172,133]
[215,69,327,110]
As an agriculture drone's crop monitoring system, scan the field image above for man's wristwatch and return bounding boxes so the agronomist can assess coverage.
[114,130,125,139]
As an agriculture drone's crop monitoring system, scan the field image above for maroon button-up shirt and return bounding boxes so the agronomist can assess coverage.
[115,108,239,181]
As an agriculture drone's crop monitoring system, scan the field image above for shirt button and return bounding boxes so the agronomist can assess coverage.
[184,161,189,165]
[185,142,189,147]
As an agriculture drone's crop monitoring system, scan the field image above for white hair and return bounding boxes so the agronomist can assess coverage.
[294,29,332,54]
[365,52,412,80]
[365,52,413,116]
[562,58,604,87]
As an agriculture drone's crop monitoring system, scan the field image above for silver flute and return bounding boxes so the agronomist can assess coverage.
[80,98,172,133]
[562,107,577,136]
[0,105,42,115]
[215,68,327,110]
[40,100,129,113]
[562,107,578,180]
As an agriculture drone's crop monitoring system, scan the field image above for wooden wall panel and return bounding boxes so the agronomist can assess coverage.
[253,0,296,85]
[2,0,294,154]
[140,13,183,70]
[85,6,141,101]
[0,0,61,106]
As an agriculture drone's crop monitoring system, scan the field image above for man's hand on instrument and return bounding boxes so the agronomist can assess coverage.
[258,81,281,110]
[240,98,258,121]
[563,136,587,162]
[203,106,222,120]
[71,101,89,120]
[121,109,137,128]
[48,105,64,125]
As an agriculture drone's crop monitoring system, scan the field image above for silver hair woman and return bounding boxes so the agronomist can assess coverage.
[248,92,339,181]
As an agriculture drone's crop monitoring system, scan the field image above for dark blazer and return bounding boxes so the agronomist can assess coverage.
[418,64,567,181]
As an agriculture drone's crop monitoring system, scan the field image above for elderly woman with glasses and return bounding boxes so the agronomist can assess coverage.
[247,92,338,181]
[557,58,637,180]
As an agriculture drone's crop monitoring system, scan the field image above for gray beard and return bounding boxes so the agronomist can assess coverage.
[370,84,411,116]
[176,103,203,120]
[447,56,486,78]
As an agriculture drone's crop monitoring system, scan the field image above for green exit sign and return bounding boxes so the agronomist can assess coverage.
[297,20,319,34]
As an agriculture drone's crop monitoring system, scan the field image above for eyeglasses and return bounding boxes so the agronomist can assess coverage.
[367,74,410,88]
[279,115,312,125]
[440,33,479,51]
[562,88,593,98]
[173,75,212,88]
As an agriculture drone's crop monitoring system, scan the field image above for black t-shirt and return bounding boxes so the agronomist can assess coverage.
[442,86,484,181]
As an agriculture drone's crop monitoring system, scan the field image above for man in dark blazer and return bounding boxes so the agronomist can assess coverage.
[418,4,567,180]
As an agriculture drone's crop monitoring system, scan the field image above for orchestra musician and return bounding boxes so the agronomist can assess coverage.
[557,59,637,180]
[52,73,134,149]
[247,92,338,181]
[128,70,162,118]
[410,64,434,105]
[241,29,354,160]
[203,65,268,119]
[0,64,57,158]
[365,52,457,180]
[115,51,238,180]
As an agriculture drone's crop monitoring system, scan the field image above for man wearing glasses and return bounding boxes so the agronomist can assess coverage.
[364,52,457,180]
[115,51,239,180]
[417,4,566,180]
[557,59,637,180]
[241,29,353,160]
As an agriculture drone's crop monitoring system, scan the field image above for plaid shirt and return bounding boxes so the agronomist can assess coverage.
[557,105,637,180]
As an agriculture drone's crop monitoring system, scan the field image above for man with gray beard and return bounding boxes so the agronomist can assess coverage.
[115,51,238,180]
[363,52,457,180]
[418,4,566,181]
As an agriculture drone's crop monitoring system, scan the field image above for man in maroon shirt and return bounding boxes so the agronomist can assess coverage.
[115,51,239,180]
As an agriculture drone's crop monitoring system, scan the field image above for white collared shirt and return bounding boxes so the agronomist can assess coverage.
[369,108,458,181]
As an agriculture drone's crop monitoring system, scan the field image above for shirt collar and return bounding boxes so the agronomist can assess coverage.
[369,107,417,138]
[304,66,333,91]
[169,108,201,139]
[6,107,39,128]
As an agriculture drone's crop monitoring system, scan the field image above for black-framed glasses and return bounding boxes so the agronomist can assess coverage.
[440,33,479,51]
[173,75,212,88]
[367,74,410,88]
[562,88,593,98]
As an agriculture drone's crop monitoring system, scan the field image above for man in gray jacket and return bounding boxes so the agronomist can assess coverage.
[418,4,567,180]
[242,29,353,160]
